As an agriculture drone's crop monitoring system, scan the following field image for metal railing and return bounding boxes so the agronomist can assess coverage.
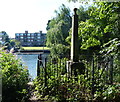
[36,54,120,101]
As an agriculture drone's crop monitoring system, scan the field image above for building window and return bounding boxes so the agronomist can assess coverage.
[28,40,30,42]
[31,36,34,38]
[20,33,23,36]
[37,34,41,36]
[31,33,34,36]
[27,36,31,39]
[27,33,30,36]
[16,33,19,36]
[20,39,23,42]
[20,36,23,39]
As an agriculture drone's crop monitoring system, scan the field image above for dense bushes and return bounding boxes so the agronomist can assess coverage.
[33,56,120,102]
[0,51,30,102]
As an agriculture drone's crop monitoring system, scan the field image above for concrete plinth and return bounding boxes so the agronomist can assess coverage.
[67,61,85,76]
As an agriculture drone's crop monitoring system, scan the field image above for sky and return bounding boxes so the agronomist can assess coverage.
[0,0,87,38]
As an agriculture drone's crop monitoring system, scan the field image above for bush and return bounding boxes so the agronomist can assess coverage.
[50,44,70,58]
[0,51,30,102]
[33,56,120,102]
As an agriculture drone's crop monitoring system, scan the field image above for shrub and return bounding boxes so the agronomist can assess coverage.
[0,51,30,102]
[33,56,120,102]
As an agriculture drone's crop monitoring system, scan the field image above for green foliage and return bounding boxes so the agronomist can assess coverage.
[47,4,91,57]
[34,58,68,101]
[0,31,21,50]
[1,31,11,50]
[100,38,120,56]
[46,4,72,57]
[50,44,70,58]
[66,2,120,55]
[34,1,120,102]
[46,4,71,46]
[10,39,21,48]
[78,20,102,49]
[100,38,120,82]
[0,51,30,101]
[94,84,120,101]
[103,85,120,101]
[34,55,120,101]
[77,6,90,22]
[1,31,10,44]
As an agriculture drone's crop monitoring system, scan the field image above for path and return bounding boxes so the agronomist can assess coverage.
[27,82,41,102]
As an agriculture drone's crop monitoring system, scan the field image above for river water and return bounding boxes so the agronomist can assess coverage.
[17,53,49,79]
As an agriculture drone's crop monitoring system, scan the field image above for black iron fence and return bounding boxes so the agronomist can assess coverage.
[36,54,120,101]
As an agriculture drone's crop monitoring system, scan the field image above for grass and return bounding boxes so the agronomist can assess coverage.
[22,47,50,50]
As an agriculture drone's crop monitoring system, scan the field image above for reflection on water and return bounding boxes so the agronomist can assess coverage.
[17,54,49,79]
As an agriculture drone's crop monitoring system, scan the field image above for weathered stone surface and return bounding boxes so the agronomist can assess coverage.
[71,8,79,62]
[67,8,85,76]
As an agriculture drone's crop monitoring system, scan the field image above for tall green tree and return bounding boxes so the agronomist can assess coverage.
[77,6,90,22]
[46,4,72,57]
[1,31,10,44]
[10,39,21,48]
[1,31,11,50]
[67,1,120,55]
[81,2,120,48]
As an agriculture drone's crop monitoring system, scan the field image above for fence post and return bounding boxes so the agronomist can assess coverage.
[37,54,42,76]
[110,56,113,84]
[44,57,47,86]
[92,56,95,97]
[37,54,44,77]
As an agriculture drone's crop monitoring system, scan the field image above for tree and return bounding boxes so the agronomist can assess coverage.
[77,6,90,22]
[47,4,91,57]
[74,2,120,55]
[1,31,10,44]
[46,4,72,57]
[66,0,120,57]
[0,31,11,50]
[10,39,21,48]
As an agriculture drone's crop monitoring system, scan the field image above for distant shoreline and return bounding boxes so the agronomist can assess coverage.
[16,50,50,55]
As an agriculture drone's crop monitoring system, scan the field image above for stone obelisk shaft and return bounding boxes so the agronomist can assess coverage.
[71,8,79,62]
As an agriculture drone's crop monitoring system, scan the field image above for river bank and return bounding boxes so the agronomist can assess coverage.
[18,49,50,54]
[15,46,50,54]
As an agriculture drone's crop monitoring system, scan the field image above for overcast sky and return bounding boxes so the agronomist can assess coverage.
[0,0,86,38]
